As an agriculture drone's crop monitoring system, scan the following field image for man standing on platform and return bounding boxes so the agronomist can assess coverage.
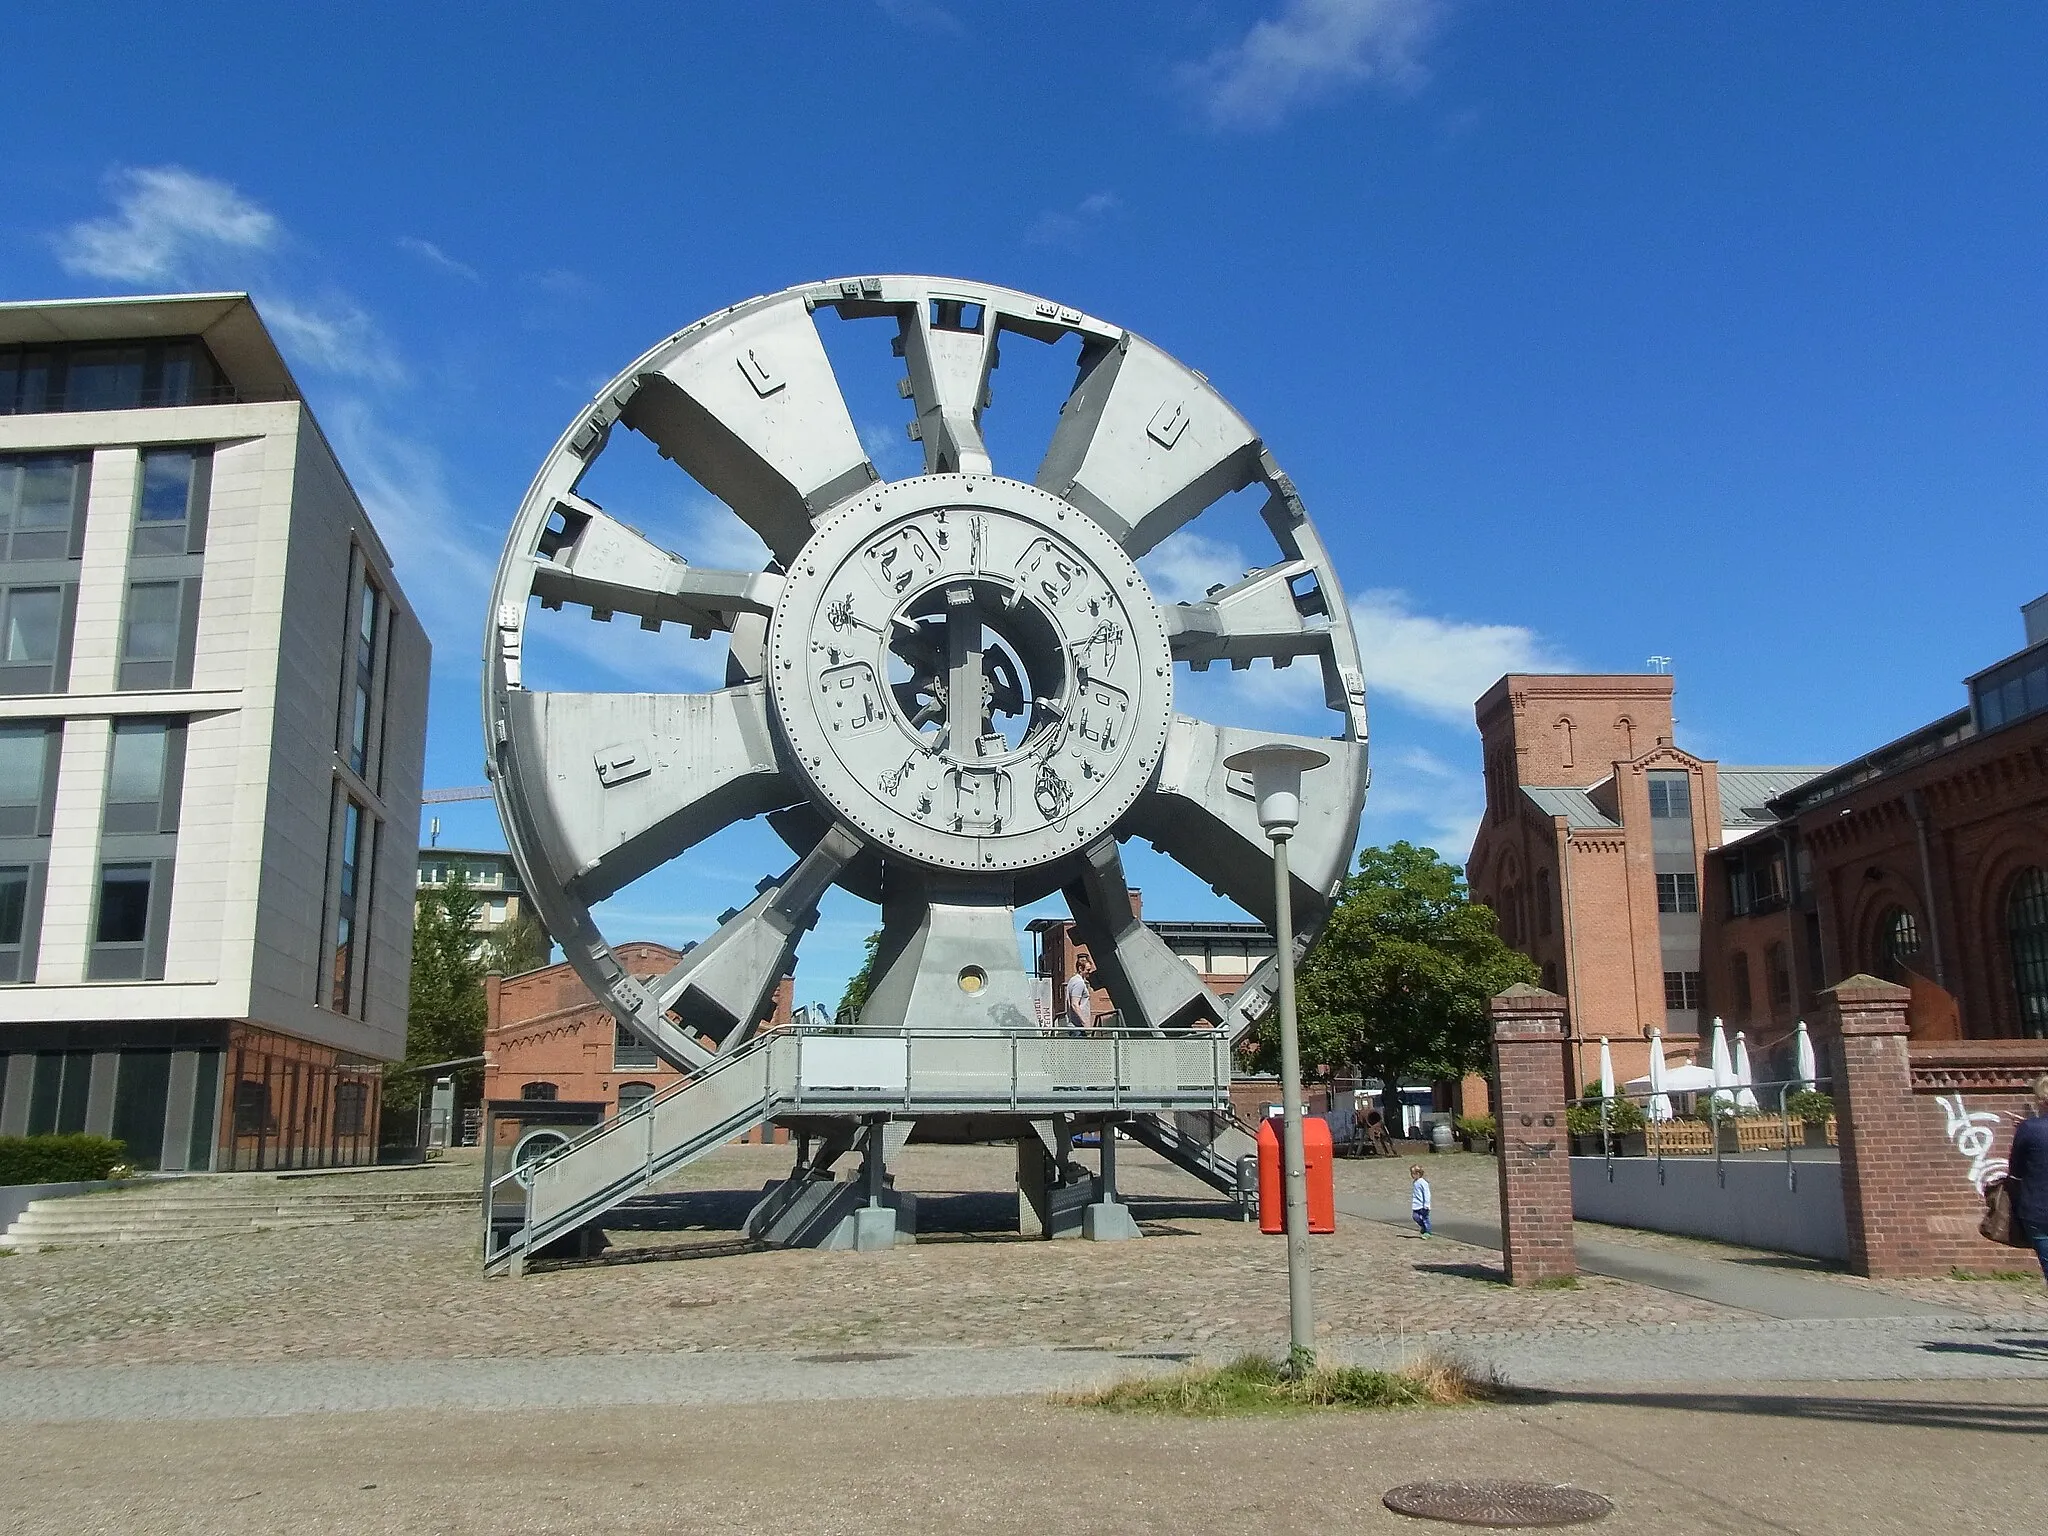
[1064,954,1097,1035]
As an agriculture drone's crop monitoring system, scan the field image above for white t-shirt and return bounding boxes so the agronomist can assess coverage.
[1411,1177,1431,1211]
[1064,970,1094,1028]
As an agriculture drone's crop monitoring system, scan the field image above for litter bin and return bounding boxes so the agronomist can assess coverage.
[1257,1114,1336,1235]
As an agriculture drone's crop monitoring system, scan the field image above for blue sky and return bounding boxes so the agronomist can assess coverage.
[5,2,2044,1009]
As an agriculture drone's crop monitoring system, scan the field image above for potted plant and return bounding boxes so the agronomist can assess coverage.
[1787,1089,1835,1149]
[1456,1113,1495,1155]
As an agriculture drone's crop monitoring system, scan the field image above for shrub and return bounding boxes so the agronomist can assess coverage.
[1786,1090,1834,1124]
[0,1135,130,1185]
[1057,1351,1492,1415]
[1456,1114,1495,1140]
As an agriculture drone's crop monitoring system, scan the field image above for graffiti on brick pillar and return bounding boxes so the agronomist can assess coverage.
[1936,1094,2009,1194]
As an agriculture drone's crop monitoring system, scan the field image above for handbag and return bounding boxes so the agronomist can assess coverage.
[1979,1177,2026,1248]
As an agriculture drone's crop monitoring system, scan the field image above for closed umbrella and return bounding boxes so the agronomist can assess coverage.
[1733,1030,1759,1112]
[1599,1037,1617,1101]
[1794,1020,1817,1091]
[1709,1018,1736,1111]
[1646,1027,1674,1122]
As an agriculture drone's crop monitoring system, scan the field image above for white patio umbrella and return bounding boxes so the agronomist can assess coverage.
[1598,1037,1617,1101]
[1645,1027,1674,1121]
[1794,1020,1818,1091]
[1709,1018,1736,1110]
[1733,1030,1759,1112]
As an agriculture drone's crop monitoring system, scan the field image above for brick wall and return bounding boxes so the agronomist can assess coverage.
[1821,974,2048,1277]
[1489,984,1576,1284]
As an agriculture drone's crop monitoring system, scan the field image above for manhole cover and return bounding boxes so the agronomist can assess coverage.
[797,1350,912,1364]
[1383,1480,1611,1528]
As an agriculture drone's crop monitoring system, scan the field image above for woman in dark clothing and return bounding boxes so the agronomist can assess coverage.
[2008,1074,2048,1284]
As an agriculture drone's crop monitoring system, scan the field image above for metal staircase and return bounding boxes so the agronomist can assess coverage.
[484,1028,1233,1274]
[1127,1107,1259,1207]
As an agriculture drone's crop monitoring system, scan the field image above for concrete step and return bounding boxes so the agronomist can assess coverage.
[1,1187,476,1250]
[9,1206,465,1232]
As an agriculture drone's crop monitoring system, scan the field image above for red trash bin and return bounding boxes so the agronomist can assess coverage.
[1257,1114,1336,1234]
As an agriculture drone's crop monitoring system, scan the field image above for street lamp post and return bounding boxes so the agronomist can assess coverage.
[1224,742,1330,1376]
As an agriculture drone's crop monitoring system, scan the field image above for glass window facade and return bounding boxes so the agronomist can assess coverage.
[132,446,211,557]
[1648,772,1692,819]
[1656,872,1699,914]
[0,338,229,415]
[2009,868,2048,1040]
[0,452,90,560]
[330,798,366,1013]
[117,577,200,690]
[1974,647,2048,733]
[1663,970,1702,1011]
[346,576,381,780]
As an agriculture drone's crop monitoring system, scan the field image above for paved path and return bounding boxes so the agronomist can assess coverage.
[4,1314,2043,1423]
[1336,1192,1950,1320]
[11,1381,2048,1536]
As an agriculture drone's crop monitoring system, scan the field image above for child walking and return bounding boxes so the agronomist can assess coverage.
[1409,1164,1432,1238]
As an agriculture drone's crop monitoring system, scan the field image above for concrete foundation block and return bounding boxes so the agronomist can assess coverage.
[1082,1201,1141,1242]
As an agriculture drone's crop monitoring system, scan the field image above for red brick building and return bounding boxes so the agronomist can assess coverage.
[1470,593,2048,1100]
[481,942,792,1139]
[1466,672,1824,1093]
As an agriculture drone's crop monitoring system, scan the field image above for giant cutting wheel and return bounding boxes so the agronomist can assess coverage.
[485,277,1368,1070]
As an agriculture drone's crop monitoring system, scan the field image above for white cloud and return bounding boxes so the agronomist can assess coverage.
[325,399,496,656]
[1139,527,1247,604]
[1181,0,1443,131]
[1026,190,1121,248]
[57,166,278,282]
[397,236,478,281]
[264,296,406,384]
[1351,587,1573,724]
[1360,742,1484,861]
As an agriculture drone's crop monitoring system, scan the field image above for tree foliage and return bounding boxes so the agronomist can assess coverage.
[836,930,884,1024]
[388,873,489,1116]
[482,907,552,977]
[1249,842,1536,1119]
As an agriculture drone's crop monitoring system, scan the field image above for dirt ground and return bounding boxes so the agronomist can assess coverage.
[6,1379,2045,1536]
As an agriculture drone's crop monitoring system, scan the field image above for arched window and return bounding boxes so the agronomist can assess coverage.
[2009,868,2048,1039]
[1730,952,1752,1018]
[617,1081,656,1115]
[1536,871,1553,937]
[1878,907,1921,982]
[519,1081,558,1102]
[1765,942,1792,1010]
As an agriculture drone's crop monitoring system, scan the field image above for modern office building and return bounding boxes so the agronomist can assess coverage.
[0,294,428,1170]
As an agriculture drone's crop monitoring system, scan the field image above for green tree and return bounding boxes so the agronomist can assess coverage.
[387,872,490,1119]
[836,930,884,1024]
[1250,842,1536,1125]
[482,908,552,976]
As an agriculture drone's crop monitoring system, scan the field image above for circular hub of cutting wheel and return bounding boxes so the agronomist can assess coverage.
[769,473,1173,874]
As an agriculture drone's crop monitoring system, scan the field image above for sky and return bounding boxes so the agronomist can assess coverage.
[4,2,2044,1010]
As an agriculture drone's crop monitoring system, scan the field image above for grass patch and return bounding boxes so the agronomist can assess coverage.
[1056,1351,1492,1416]
[1949,1267,2037,1283]
[1532,1274,1580,1290]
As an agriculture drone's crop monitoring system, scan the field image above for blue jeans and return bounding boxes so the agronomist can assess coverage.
[2025,1217,2048,1284]
[1413,1207,1431,1236]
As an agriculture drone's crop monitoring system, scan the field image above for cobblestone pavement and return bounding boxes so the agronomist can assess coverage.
[1344,1153,2048,1315]
[0,1144,1740,1369]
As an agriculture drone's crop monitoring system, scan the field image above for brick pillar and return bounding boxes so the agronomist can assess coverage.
[1818,974,1915,1277]
[1490,983,1575,1286]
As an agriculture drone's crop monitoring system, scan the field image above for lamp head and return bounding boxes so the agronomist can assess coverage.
[1222,743,1331,834]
